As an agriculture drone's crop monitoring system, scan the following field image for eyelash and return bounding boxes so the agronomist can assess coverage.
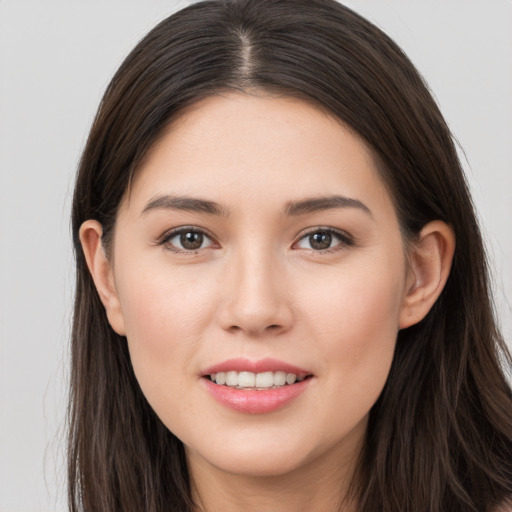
[157,226,354,254]
[158,226,217,254]
[293,227,355,254]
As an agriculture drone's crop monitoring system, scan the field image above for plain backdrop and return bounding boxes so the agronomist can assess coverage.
[0,1,511,510]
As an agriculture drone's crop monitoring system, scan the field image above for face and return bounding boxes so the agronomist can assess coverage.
[106,93,413,480]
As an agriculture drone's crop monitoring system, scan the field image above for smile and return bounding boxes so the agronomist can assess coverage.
[207,371,308,389]
[201,358,314,413]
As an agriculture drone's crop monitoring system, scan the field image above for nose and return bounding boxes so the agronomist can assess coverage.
[218,248,293,337]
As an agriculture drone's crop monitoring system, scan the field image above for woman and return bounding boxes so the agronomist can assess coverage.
[69,0,512,510]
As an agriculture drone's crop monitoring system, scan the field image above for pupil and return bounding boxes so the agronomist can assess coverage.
[180,231,203,250]
[310,231,332,250]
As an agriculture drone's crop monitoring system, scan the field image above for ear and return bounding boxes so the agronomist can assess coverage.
[399,220,455,329]
[79,220,126,335]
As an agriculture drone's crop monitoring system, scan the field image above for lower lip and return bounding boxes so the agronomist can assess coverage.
[202,378,311,414]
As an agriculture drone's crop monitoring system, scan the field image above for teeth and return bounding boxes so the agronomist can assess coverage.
[255,371,274,388]
[211,371,304,389]
[238,371,256,388]
[226,371,238,386]
[274,371,286,386]
[286,373,297,385]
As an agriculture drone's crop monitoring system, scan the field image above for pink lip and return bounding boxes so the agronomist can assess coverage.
[200,358,313,414]
[202,378,311,414]
[201,357,311,377]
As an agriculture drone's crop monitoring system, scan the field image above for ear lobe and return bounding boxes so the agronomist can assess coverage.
[399,220,455,329]
[79,220,126,336]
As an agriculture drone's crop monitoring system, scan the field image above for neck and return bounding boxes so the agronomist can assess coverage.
[187,431,363,512]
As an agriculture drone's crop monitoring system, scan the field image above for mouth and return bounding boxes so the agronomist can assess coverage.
[200,358,314,412]
[204,370,313,390]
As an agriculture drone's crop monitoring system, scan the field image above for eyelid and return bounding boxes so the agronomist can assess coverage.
[292,226,355,252]
[156,225,354,254]
[157,225,219,253]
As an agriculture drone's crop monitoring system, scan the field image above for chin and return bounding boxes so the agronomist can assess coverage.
[185,432,316,478]
[204,453,309,479]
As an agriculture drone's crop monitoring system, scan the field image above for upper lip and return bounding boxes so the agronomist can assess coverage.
[201,357,312,377]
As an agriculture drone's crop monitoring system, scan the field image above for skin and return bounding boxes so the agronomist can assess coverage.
[81,92,455,512]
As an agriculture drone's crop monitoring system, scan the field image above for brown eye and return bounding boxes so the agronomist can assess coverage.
[309,231,332,250]
[180,231,204,250]
[295,228,353,252]
[162,228,215,252]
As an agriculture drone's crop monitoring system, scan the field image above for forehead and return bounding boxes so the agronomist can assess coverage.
[124,92,393,216]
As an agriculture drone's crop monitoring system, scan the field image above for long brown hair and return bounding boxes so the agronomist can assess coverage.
[69,1,512,510]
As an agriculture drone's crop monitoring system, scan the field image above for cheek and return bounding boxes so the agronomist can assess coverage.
[114,265,217,402]
[299,256,405,390]
[305,257,403,324]
[119,264,215,343]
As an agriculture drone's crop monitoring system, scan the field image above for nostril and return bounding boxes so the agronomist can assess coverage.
[227,324,283,334]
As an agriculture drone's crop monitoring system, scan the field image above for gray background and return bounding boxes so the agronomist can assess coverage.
[0,1,510,510]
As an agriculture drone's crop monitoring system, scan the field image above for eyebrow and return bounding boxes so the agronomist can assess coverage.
[141,195,228,217]
[284,195,372,217]
[141,194,372,218]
